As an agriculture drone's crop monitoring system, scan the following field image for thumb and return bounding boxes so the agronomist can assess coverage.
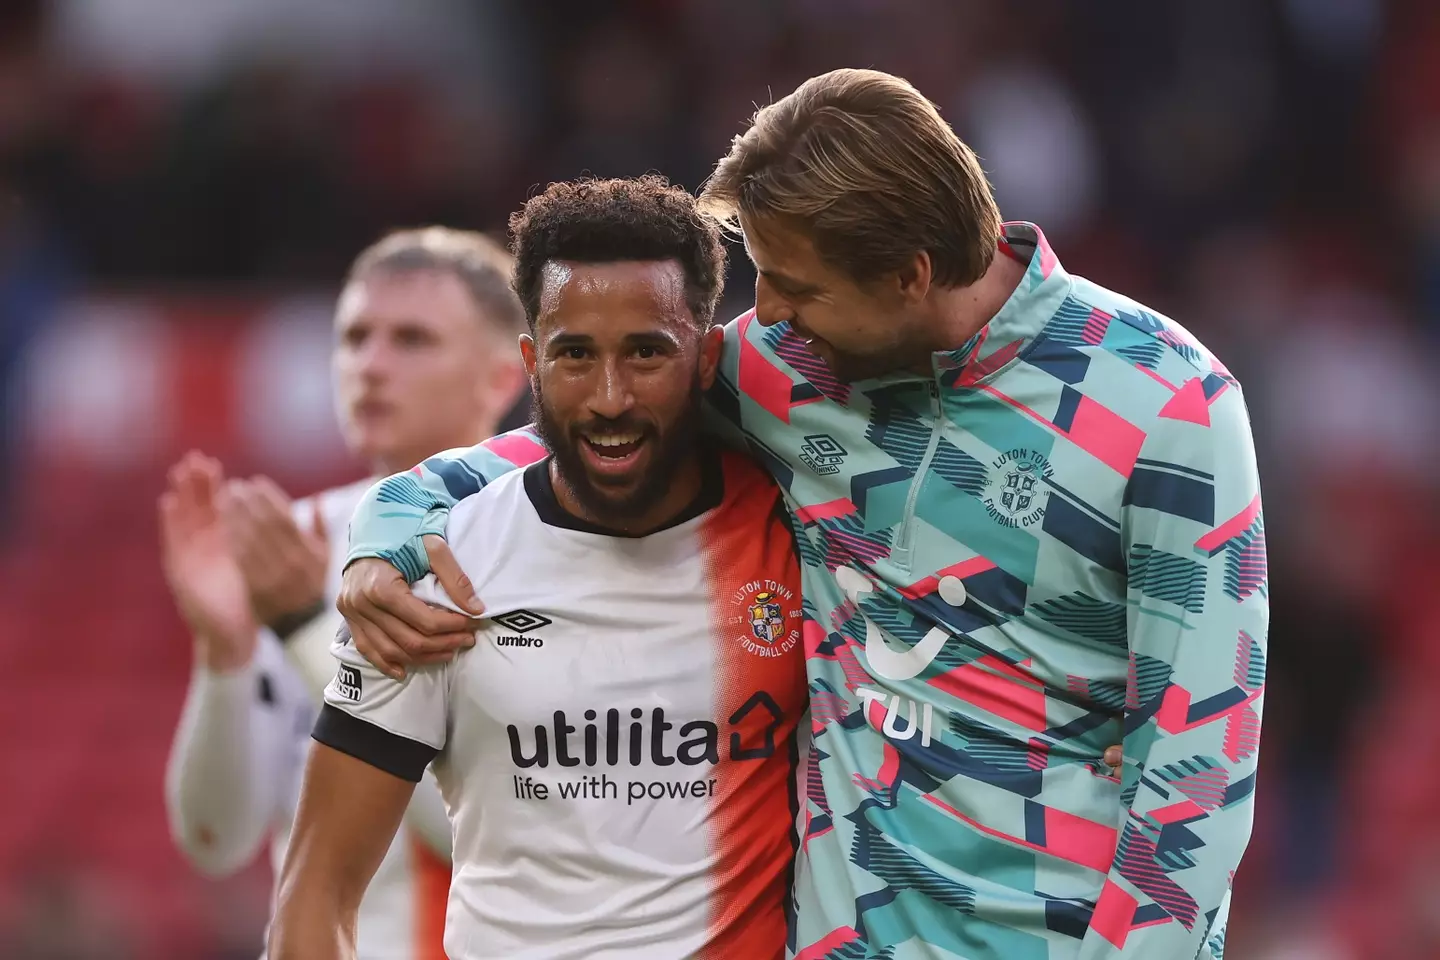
[423,534,482,616]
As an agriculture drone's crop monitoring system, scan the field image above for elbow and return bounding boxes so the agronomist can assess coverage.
[163,793,264,878]
[169,821,260,878]
[163,747,270,878]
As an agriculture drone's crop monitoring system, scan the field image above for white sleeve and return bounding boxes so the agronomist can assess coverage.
[280,604,347,700]
[164,635,296,877]
[313,613,452,783]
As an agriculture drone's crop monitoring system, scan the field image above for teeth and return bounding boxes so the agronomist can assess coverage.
[588,434,641,447]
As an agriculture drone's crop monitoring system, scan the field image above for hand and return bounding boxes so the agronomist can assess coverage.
[158,452,257,671]
[337,535,482,680]
[1103,744,1122,776]
[219,476,329,630]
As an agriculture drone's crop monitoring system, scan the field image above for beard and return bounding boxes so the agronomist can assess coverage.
[531,377,706,524]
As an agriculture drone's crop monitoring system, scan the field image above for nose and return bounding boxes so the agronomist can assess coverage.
[586,358,634,420]
[351,336,389,385]
[753,276,796,328]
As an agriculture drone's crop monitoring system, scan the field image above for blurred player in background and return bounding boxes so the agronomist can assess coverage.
[337,69,1266,960]
[269,176,806,960]
[159,227,527,959]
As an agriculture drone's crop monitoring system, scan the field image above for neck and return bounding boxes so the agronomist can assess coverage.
[928,249,1028,353]
[549,455,705,537]
[372,419,502,476]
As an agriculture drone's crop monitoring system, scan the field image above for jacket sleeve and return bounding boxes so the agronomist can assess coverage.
[344,426,547,582]
[1078,383,1269,960]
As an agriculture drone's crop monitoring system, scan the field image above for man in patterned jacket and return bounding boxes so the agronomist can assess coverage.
[333,69,1267,960]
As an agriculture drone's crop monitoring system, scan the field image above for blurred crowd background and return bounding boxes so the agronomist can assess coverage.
[2,0,1438,957]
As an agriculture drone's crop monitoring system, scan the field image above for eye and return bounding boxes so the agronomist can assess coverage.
[394,326,435,348]
[563,346,589,360]
[636,345,660,360]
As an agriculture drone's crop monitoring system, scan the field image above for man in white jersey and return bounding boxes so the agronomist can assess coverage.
[267,177,807,960]
[160,227,526,959]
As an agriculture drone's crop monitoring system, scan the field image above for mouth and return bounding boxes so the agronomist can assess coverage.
[789,321,824,352]
[577,429,649,480]
[353,398,393,420]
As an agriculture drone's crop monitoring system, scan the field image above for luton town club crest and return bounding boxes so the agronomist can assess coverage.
[1001,461,1041,513]
[983,448,1054,528]
[748,592,786,643]
[726,580,801,658]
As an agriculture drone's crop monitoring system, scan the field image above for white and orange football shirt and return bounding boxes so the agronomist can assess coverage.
[317,450,807,960]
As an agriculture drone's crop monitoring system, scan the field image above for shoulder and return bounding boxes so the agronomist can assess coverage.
[471,426,548,469]
[717,449,780,504]
[1061,276,1239,390]
[708,449,788,538]
[309,476,376,526]
[721,310,750,347]
[445,467,532,547]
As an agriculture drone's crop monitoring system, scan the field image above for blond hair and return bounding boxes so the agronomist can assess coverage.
[699,68,1002,288]
[348,227,525,335]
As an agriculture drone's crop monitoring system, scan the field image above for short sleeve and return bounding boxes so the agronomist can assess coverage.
[313,622,451,783]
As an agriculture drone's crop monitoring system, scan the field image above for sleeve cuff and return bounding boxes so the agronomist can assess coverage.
[312,704,438,783]
[193,662,257,699]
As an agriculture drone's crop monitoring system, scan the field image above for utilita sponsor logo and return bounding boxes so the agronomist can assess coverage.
[507,693,785,769]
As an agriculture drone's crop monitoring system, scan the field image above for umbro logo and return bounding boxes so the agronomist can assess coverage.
[491,610,552,634]
[799,434,847,476]
[493,610,551,648]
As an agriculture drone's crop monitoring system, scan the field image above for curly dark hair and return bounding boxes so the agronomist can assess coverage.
[508,175,727,330]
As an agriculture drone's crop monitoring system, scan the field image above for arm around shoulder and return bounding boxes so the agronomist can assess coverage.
[344,426,547,578]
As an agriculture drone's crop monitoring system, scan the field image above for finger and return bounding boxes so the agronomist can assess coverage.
[171,453,221,530]
[244,477,313,560]
[244,476,296,531]
[411,648,464,666]
[347,616,408,680]
[383,583,476,636]
[173,451,206,502]
[305,495,329,548]
[424,535,483,615]
[219,480,265,562]
[197,453,224,504]
[161,468,198,534]
[157,491,183,566]
[175,459,219,530]
[250,476,295,522]
[366,603,474,659]
[166,454,191,493]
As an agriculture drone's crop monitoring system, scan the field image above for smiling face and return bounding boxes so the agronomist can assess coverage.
[742,214,940,382]
[523,258,722,526]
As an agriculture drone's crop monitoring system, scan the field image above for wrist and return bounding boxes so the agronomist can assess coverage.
[266,598,328,642]
[195,634,255,674]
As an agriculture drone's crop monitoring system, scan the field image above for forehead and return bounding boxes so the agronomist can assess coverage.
[536,259,692,334]
[336,268,478,331]
[739,214,833,283]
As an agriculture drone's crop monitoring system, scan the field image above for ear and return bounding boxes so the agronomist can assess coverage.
[486,348,528,409]
[895,249,933,305]
[696,324,724,392]
[519,333,539,381]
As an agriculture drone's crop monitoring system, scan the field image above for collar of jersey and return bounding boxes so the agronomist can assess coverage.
[523,447,725,538]
[861,221,1073,390]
